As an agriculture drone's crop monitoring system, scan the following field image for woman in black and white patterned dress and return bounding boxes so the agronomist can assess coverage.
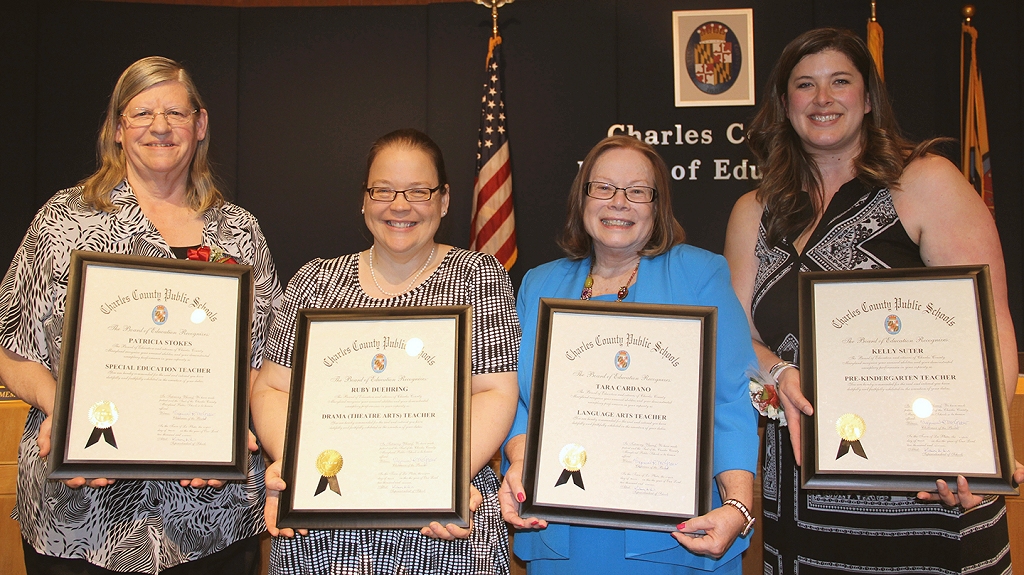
[723,28,1023,574]
[0,57,282,574]
[252,128,520,575]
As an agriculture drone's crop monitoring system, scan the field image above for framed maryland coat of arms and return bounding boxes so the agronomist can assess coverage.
[672,9,755,107]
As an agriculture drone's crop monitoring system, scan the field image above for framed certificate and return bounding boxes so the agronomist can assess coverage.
[799,266,1017,494]
[277,306,472,530]
[520,298,716,531]
[49,251,253,480]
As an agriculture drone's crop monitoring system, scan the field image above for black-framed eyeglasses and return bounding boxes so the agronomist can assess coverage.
[120,107,198,128]
[585,182,657,203]
[366,185,444,202]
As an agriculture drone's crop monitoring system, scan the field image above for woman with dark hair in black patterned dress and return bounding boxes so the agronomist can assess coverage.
[723,28,1023,574]
[252,128,520,575]
[0,56,283,574]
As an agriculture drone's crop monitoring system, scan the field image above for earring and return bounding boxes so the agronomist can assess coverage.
[442,211,447,216]
[361,208,365,215]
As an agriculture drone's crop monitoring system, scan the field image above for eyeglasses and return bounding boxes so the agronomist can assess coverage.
[120,107,197,128]
[585,182,657,203]
[366,185,443,202]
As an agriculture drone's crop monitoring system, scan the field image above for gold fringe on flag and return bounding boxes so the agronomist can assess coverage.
[867,1,884,81]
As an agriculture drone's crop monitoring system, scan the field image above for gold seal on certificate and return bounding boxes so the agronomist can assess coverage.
[554,443,587,490]
[47,251,254,480]
[314,449,344,496]
[85,400,119,449]
[835,413,867,460]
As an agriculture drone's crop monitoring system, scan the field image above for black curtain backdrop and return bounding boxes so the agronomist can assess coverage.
[2,0,1021,347]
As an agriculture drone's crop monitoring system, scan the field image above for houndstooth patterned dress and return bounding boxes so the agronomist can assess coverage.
[264,248,520,575]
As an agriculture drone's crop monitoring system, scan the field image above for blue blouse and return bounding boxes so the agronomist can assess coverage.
[506,244,758,573]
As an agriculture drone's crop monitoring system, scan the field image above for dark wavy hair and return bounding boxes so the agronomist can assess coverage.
[747,28,942,247]
[559,136,685,259]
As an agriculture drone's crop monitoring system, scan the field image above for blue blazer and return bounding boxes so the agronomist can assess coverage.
[506,244,758,572]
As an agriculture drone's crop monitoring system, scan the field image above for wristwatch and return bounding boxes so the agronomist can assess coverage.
[722,498,755,536]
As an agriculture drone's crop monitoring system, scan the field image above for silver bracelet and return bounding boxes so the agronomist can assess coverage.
[769,360,797,383]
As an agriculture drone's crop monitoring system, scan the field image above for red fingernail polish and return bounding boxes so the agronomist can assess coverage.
[676,522,686,530]
[516,492,526,503]
[531,520,539,525]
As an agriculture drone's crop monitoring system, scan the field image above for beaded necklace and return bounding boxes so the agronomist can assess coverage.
[368,244,436,297]
[580,260,640,301]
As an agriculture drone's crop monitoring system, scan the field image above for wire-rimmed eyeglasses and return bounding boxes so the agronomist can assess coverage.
[120,107,198,128]
[585,181,657,203]
[366,185,444,202]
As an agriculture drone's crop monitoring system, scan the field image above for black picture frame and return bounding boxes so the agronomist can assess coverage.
[519,298,717,531]
[277,306,472,530]
[49,250,253,480]
[798,265,1017,495]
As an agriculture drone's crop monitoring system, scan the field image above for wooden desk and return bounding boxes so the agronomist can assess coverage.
[1,401,29,575]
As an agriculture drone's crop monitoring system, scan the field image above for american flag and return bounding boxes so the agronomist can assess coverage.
[470,34,517,269]
[961,21,994,215]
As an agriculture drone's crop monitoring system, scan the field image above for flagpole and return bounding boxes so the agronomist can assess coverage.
[961,3,976,176]
[475,0,514,37]
[959,3,995,215]
[960,4,972,166]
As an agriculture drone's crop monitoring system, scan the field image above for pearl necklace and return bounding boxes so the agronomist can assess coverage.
[368,244,436,297]
[581,259,640,301]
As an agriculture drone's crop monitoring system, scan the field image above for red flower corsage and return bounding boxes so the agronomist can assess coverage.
[748,367,788,426]
[186,245,238,265]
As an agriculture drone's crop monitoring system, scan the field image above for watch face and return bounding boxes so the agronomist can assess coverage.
[741,517,755,537]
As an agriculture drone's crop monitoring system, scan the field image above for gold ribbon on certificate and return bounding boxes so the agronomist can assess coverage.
[85,400,119,449]
[835,413,868,459]
[314,449,343,496]
[554,443,587,490]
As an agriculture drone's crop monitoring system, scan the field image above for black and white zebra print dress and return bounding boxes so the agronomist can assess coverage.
[751,178,1011,575]
[264,248,520,575]
[0,182,283,573]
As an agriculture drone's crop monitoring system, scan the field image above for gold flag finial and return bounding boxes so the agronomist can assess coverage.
[475,0,514,38]
[962,4,975,24]
[477,0,516,38]
[870,0,877,22]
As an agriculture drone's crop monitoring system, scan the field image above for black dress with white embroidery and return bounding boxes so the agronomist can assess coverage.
[0,183,283,573]
[752,179,1011,575]
[264,248,520,575]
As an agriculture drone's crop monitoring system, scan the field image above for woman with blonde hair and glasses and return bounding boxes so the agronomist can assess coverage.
[0,56,282,574]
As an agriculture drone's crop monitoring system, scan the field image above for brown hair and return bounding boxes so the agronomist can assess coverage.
[559,136,685,259]
[747,28,941,247]
[363,128,449,191]
[80,56,222,213]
